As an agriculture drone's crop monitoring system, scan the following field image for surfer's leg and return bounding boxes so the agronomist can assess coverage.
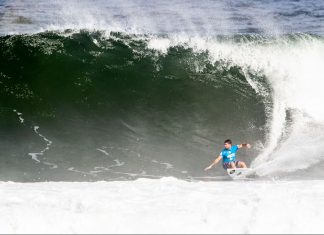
[236,161,247,168]
[229,162,236,169]
[223,162,236,170]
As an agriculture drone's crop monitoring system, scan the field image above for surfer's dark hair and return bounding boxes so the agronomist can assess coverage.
[224,139,232,145]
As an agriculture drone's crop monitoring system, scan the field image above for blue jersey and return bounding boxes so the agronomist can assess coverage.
[220,145,239,163]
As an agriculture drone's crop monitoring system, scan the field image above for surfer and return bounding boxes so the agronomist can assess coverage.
[204,139,251,171]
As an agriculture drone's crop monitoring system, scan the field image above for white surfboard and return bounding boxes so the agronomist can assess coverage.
[226,168,254,179]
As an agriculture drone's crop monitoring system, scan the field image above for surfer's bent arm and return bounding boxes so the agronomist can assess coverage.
[238,143,251,149]
[204,155,222,171]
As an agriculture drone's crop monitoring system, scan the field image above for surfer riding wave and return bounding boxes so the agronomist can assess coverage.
[204,139,251,171]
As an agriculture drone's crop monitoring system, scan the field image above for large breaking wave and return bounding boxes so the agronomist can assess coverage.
[0,31,324,181]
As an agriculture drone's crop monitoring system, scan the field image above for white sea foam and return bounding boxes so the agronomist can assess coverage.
[13,111,57,168]
[13,110,24,123]
[1,178,324,233]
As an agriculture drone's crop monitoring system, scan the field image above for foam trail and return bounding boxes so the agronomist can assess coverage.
[13,110,25,123]
[67,148,126,176]
[13,110,57,168]
[96,148,110,156]
[28,126,53,165]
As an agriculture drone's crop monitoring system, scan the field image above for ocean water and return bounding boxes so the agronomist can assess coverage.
[1,0,324,233]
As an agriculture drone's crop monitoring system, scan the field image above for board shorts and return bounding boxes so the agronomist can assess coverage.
[223,161,242,170]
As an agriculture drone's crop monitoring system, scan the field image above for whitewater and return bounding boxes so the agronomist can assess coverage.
[1,0,324,233]
[2,178,324,234]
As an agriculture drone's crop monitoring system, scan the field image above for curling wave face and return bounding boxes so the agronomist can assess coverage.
[1,31,324,181]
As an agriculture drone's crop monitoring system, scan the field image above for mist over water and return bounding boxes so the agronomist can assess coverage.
[1,0,324,181]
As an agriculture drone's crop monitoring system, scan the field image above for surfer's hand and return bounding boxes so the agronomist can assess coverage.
[247,144,251,148]
[204,166,212,171]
